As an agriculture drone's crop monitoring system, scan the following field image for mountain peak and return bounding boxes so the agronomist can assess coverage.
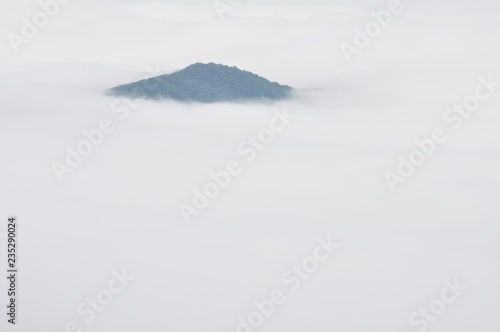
[108,63,293,103]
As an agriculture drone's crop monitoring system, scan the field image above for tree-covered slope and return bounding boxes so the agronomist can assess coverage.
[107,63,293,102]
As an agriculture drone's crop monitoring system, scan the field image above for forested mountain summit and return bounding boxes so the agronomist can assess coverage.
[108,63,293,103]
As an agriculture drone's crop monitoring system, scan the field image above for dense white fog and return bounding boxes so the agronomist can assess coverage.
[0,0,499,331]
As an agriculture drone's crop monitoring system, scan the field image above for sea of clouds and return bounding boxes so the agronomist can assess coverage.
[0,0,499,331]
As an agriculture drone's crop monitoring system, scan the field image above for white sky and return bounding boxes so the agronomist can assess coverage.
[1,0,500,73]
